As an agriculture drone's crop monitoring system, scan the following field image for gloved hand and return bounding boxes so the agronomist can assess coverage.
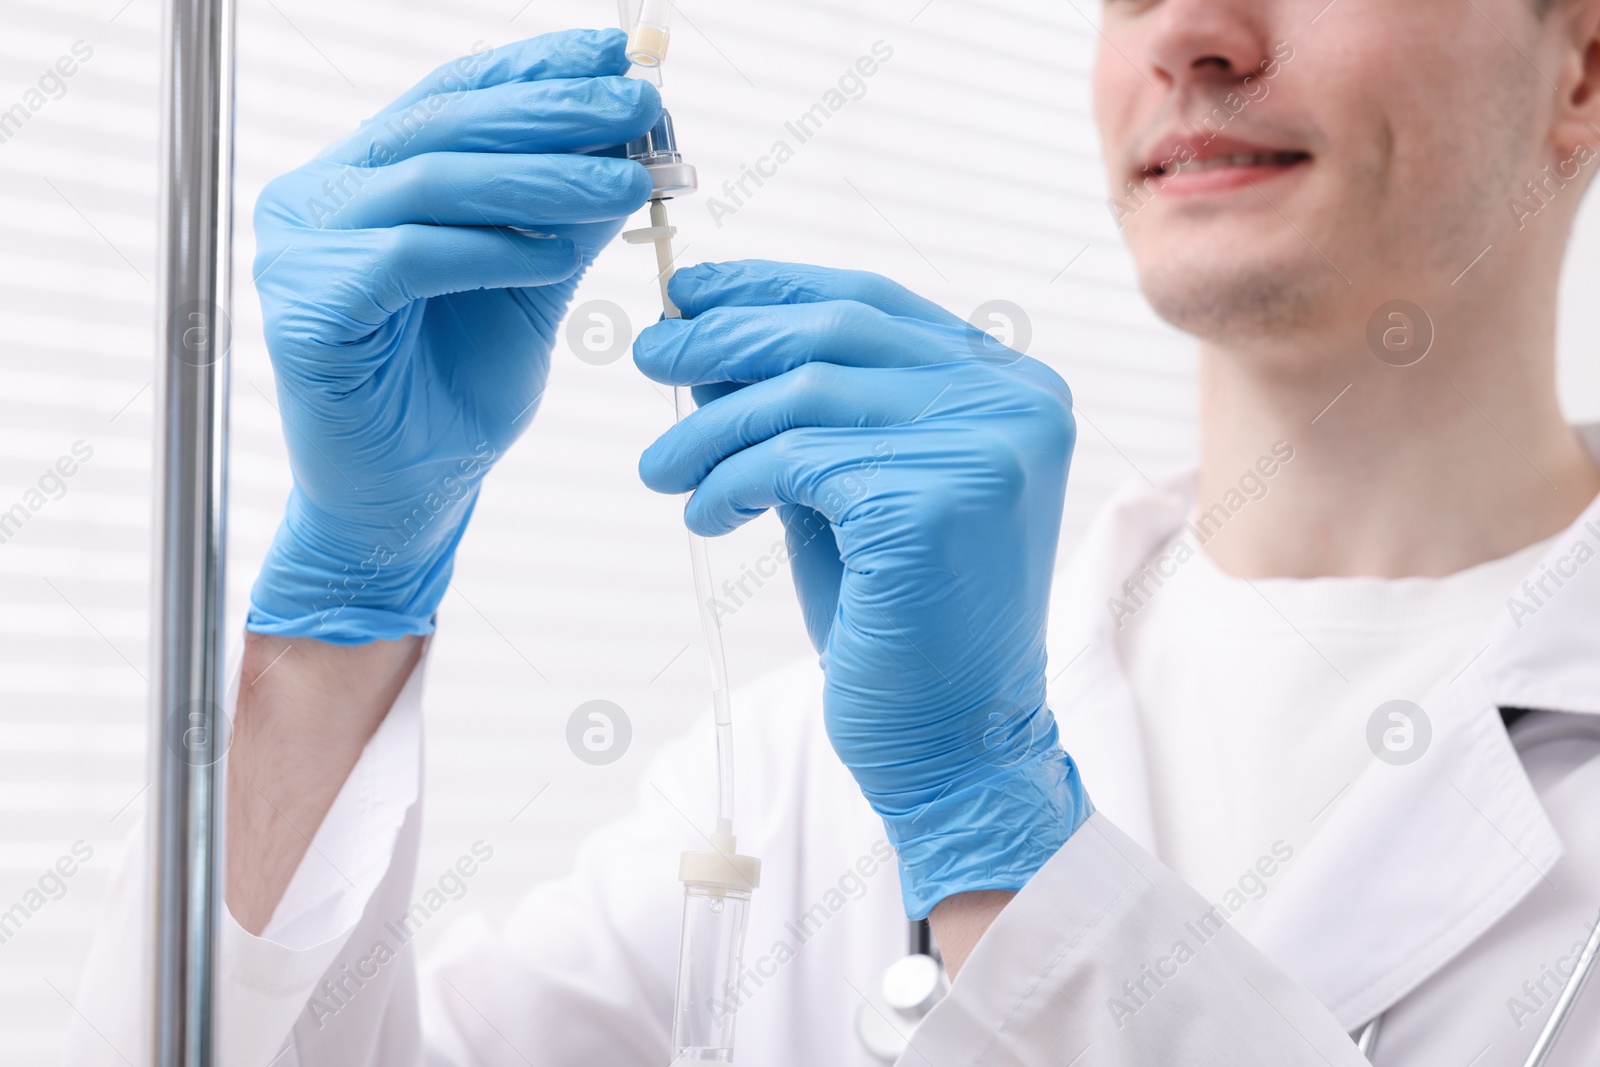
[635,261,1092,918]
[248,29,660,644]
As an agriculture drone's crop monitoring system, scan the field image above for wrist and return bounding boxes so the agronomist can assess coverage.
[928,890,1015,980]
[228,631,423,933]
[247,485,481,644]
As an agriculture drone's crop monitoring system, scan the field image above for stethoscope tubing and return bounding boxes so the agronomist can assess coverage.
[1521,903,1600,1067]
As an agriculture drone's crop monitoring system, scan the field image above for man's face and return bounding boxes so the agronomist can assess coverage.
[1094,0,1562,344]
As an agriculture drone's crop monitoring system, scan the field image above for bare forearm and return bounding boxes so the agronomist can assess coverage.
[929,889,1015,979]
[225,631,424,935]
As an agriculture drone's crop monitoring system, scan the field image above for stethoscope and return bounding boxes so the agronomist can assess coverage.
[855,919,945,1062]
[856,713,1600,1063]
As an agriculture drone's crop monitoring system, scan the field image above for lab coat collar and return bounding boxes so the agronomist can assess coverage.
[1046,423,1600,1029]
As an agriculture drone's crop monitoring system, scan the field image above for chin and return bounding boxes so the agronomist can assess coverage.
[1131,237,1344,345]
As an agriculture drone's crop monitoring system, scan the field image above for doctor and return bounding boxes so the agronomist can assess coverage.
[69,0,1600,1064]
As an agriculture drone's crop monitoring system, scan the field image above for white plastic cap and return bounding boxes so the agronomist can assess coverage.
[626,22,670,67]
[679,823,761,891]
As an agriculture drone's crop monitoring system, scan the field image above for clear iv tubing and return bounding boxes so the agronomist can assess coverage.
[665,251,738,837]
[622,0,737,840]
[619,9,761,1061]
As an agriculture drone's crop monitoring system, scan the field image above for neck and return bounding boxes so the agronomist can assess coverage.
[1195,256,1600,579]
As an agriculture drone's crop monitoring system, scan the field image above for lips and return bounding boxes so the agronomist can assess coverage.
[1152,149,1311,177]
[1133,132,1312,198]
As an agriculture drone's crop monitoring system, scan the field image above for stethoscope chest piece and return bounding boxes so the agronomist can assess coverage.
[857,953,949,1062]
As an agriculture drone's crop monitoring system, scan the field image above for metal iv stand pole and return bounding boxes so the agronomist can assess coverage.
[149,0,235,1061]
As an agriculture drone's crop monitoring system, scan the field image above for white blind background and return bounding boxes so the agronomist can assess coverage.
[0,0,1595,1060]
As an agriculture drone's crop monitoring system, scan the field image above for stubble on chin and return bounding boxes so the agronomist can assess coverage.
[1135,241,1338,345]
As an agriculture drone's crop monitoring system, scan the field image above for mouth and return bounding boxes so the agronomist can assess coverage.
[1139,136,1312,197]
[1151,150,1311,177]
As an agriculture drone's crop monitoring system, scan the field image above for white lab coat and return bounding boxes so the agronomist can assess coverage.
[67,427,1600,1067]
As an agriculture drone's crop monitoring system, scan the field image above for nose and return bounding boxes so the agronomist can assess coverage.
[1144,0,1273,92]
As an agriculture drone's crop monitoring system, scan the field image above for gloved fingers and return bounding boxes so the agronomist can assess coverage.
[776,503,844,652]
[680,426,893,537]
[673,428,818,537]
[304,153,652,230]
[377,29,632,125]
[260,225,582,336]
[633,301,979,387]
[689,381,745,408]
[640,362,946,494]
[667,260,967,328]
[323,76,660,167]
[372,225,585,308]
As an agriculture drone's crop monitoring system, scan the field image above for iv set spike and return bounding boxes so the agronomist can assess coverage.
[615,3,761,1062]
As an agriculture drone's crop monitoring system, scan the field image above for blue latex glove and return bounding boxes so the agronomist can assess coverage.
[635,261,1093,918]
[248,29,660,644]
